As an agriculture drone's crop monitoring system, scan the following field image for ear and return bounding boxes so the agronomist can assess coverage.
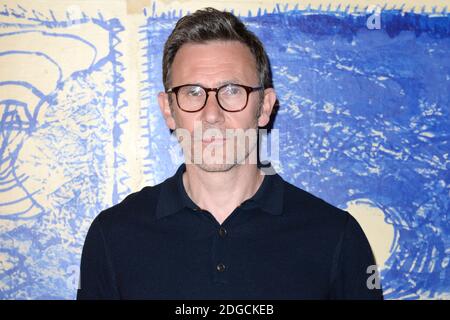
[257,88,276,127]
[158,92,176,130]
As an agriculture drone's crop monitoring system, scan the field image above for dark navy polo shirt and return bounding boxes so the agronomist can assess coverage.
[77,164,383,300]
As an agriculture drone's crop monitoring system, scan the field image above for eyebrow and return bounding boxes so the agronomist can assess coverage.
[190,78,243,88]
[216,78,242,87]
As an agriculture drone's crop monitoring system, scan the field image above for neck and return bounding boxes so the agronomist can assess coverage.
[182,163,264,224]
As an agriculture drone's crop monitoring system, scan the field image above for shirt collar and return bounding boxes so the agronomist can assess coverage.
[155,163,284,219]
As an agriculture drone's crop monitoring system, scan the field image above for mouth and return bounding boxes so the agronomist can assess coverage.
[201,136,226,144]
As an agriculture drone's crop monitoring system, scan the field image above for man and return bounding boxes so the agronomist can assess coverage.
[77,8,383,299]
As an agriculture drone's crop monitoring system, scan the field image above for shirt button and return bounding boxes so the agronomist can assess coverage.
[218,227,227,238]
[216,263,226,272]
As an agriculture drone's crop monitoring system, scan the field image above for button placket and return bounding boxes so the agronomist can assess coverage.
[216,263,226,272]
[212,223,229,284]
[219,226,227,238]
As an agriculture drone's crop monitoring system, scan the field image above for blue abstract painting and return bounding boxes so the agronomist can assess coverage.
[142,6,449,299]
[0,5,129,298]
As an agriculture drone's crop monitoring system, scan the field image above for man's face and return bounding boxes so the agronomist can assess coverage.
[158,40,275,172]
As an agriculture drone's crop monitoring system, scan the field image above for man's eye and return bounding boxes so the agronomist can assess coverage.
[187,87,203,96]
[221,85,242,96]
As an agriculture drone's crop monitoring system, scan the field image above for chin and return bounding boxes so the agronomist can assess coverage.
[195,162,237,172]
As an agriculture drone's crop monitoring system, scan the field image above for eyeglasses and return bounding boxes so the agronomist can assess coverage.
[166,83,263,113]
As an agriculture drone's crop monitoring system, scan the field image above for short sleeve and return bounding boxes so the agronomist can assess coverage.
[329,212,384,300]
[77,214,120,300]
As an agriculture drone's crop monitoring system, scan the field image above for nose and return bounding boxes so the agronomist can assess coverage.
[201,91,225,125]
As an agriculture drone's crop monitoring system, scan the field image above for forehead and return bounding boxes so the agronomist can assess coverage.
[170,40,258,85]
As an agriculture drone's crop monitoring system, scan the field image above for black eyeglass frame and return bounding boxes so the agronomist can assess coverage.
[166,83,264,113]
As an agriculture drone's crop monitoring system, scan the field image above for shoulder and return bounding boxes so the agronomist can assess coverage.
[279,176,370,253]
[280,176,352,229]
[91,181,164,232]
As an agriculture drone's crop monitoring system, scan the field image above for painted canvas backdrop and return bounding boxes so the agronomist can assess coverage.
[0,0,448,299]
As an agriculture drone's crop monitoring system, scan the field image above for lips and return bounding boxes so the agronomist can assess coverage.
[202,137,226,144]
